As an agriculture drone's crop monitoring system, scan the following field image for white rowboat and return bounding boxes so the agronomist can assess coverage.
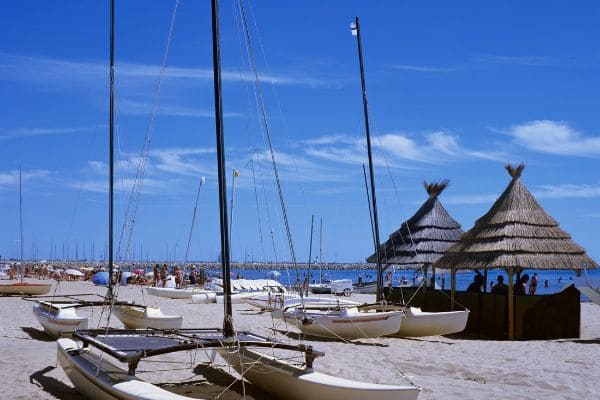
[393,307,469,337]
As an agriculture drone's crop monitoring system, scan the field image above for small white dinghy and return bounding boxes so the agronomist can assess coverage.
[112,305,183,330]
[393,307,469,337]
[33,302,89,338]
[218,346,420,400]
[0,282,52,296]
[146,286,204,299]
[284,305,403,340]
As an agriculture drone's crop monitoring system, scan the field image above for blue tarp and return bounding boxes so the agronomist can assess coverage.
[92,271,109,286]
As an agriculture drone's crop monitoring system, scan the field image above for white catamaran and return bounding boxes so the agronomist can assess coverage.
[57,2,420,399]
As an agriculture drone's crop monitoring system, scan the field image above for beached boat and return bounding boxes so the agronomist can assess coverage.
[57,4,420,399]
[146,286,206,299]
[112,304,183,330]
[393,307,469,337]
[283,304,403,340]
[33,301,89,338]
[219,345,419,400]
[57,337,192,400]
[0,282,52,296]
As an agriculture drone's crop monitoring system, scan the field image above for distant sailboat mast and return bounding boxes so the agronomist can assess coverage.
[19,166,24,281]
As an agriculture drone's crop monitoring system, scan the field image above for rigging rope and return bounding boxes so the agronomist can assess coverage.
[236,0,297,270]
[184,176,206,263]
[116,0,181,261]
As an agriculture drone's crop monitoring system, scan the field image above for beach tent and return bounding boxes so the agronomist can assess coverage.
[65,269,84,277]
[92,271,109,286]
[366,180,463,284]
[435,163,597,339]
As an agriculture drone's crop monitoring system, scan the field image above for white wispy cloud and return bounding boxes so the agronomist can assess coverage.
[534,183,600,199]
[304,131,506,167]
[0,125,104,140]
[502,120,600,156]
[388,64,459,73]
[0,169,52,188]
[471,54,555,66]
[0,52,339,89]
[442,183,600,206]
[119,99,242,118]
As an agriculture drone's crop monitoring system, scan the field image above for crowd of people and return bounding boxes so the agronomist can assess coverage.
[467,272,540,295]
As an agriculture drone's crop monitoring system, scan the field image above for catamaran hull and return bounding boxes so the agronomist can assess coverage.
[286,309,403,340]
[0,282,52,296]
[32,304,89,338]
[57,338,194,400]
[392,308,469,337]
[112,305,183,330]
[218,347,419,400]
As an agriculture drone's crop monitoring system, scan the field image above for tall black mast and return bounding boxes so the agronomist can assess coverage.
[352,17,384,301]
[211,0,234,337]
[108,0,115,298]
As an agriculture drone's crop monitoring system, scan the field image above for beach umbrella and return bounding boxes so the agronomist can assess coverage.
[92,271,109,285]
[65,269,84,277]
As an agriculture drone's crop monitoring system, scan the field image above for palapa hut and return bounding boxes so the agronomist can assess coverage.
[435,163,597,339]
[366,180,463,284]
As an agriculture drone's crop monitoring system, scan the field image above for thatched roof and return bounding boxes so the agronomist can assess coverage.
[435,163,597,271]
[366,180,463,267]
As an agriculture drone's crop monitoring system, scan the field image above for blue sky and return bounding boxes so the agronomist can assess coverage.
[1,1,599,263]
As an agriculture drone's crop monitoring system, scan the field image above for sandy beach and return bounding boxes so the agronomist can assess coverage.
[1,279,599,400]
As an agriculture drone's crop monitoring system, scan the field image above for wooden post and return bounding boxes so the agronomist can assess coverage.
[450,269,456,311]
[507,266,514,340]
[431,265,436,288]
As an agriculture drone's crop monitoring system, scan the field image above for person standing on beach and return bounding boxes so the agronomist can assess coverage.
[491,275,508,295]
[153,264,160,287]
[514,274,529,295]
[466,274,485,293]
[160,264,168,288]
[529,273,538,295]
[174,266,182,288]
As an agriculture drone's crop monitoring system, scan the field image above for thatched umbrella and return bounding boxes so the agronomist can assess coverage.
[366,180,463,284]
[435,163,597,338]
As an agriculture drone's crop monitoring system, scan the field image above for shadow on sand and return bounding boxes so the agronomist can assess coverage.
[157,362,275,400]
[272,328,389,347]
[30,366,86,400]
[21,327,54,342]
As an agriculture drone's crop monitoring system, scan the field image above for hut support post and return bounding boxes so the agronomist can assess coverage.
[507,267,514,340]
[450,269,456,311]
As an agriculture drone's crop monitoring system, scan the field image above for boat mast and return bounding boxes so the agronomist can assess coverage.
[352,17,384,301]
[19,166,24,282]
[108,0,115,298]
[211,0,234,337]
[306,214,314,296]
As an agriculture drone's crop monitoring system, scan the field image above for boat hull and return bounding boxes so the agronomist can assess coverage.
[392,307,469,337]
[0,282,52,296]
[57,338,194,400]
[146,287,197,299]
[112,305,183,330]
[285,307,403,340]
[33,303,89,337]
[218,346,419,400]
